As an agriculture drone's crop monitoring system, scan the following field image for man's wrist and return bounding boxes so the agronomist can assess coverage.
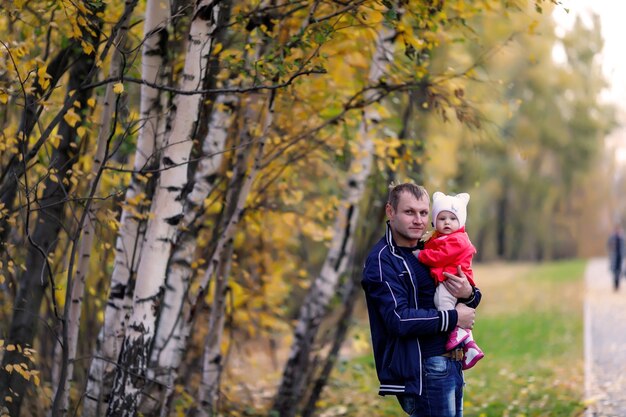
[459,286,476,303]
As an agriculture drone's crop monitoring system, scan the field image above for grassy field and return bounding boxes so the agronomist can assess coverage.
[323,259,586,417]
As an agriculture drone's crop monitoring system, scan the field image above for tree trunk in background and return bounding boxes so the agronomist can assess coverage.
[0,45,82,243]
[105,1,222,414]
[496,187,508,259]
[84,0,170,412]
[301,191,387,417]
[194,93,274,415]
[194,241,233,417]
[0,34,99,416]
[300,81,422,416]
[272,23,396,417]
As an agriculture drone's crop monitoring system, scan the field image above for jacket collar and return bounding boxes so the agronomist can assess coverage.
[385,221,421,253]
[385,221,397,254]
[385,220,426,254]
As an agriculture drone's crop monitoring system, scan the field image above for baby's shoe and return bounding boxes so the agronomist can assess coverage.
[445,327,470,351]
[462,340,484,370]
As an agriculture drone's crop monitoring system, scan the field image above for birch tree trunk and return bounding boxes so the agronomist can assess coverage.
[195,92,274,416]
[272,24,396,417]
[141,93,237,414]
[302,196,387,417]
[49,4,138,415]
[83,0,171,412]
[194,240,233,417]
[105,1,223,415]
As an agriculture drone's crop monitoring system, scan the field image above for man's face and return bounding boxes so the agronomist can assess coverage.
[386,191,430,247]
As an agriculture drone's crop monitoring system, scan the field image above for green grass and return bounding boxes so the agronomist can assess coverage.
[326,259,586,417]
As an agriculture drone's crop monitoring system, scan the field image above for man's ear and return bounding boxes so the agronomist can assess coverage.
[385,203,393,219]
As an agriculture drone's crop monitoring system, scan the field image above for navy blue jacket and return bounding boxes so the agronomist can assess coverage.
[361,222,482,396]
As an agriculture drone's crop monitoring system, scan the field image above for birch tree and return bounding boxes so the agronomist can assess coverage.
[105,1,224,414]
[272,19,397,417]
[141,93,236,415]
[49,4,141,415]
[194,91,274,415]
[84,0,171,411]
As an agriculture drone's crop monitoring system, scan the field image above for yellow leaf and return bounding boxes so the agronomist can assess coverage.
[13,45,26,58]
[81,41,94,55]
[87,98,96,107]
[49,134,61,149]
[0,90,8,104]
[212,42,223,55]
[72,23,82,38]
[63,108,81,128]
[368,9,384,24]
[37,66,51,90]
[113,82,124,94]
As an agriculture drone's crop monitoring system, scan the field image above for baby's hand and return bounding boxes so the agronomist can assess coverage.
[442,266,472,299]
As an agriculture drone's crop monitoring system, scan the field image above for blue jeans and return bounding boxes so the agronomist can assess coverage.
[397,356,464,417]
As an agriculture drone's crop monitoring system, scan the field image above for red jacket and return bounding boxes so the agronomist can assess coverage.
[418,227,476,286]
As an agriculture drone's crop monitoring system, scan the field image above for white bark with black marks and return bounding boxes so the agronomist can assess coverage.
[145,94,237,414]
[105,1,223,415]
[273,24,396,417]
[84,0,171,414]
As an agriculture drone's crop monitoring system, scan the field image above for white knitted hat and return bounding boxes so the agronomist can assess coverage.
[431,192,470,228]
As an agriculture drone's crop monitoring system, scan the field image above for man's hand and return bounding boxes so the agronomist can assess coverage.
[442,265,473,299]
[455,303,476,330]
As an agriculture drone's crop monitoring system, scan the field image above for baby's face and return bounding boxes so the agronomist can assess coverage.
[435,211,460,234]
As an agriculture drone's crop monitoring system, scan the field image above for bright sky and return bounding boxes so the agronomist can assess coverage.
[552,1,626,156]
[552,1,626,108]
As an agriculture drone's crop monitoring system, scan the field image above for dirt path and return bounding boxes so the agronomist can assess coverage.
[584,257,626,417]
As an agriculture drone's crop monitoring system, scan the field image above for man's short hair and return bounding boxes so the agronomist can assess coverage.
[387,182,428,210]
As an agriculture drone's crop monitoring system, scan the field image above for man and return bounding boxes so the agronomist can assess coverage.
[607,224,624,291]
[361,183,481,417]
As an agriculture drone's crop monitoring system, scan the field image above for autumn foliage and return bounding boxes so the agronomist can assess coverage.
[0,0,613,416]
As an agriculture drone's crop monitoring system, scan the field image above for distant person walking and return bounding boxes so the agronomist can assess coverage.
[607,224,625,291]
